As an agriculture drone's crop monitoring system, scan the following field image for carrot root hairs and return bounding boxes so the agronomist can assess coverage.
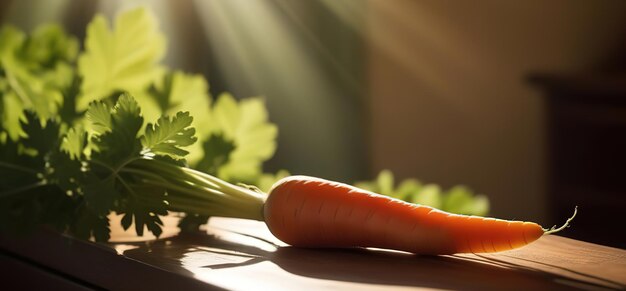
[543,206,578,235]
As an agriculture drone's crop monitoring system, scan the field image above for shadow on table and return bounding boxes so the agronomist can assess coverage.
[119,229,622,291]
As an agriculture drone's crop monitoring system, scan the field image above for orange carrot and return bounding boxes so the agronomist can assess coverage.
[264,176,576,255]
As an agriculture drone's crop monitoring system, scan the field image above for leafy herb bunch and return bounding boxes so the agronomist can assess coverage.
[0,8,280,240]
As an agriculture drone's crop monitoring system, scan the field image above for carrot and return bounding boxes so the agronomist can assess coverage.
[136,158,576,254]
[263,175,576,255]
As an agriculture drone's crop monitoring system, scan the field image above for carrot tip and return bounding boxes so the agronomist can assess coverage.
[543,206,578,235]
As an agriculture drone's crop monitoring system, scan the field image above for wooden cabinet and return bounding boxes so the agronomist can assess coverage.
[531,75,626,248]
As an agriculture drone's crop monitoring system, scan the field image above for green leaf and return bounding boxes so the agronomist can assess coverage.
[36,185,79,232]
[412,184,443,209]
[471,195,490,216]
[0,111,57,193]
[57,74,82,125]
[4,58,63,118]
[121,212,132,230]
[0,137,41,192]
[0,92,4,131]
[82,175,118,216]
[0,184,67,235]
[194,133,235,175]
[82,175,120,216]
[20,111,60,155]
[443,186,489,216]
[78,7,165,108]
[142,111,196,159]
[255,169,290,193]
[211,93,278,182]
[140,71,211,163]
[89,93,143,168]
[376,170,394,197]
[0,26,24,139]
[354,170,420,200]
[0,112,74,236]
[355,170,489,215]
[442,185,473,213]
[212,93,239,137]
[395,179,422,201]
[86,101,112,135]
[148,72,176,113]
[71,204,110,242]
[20,24,78,70]
[47,149,82,193]
[60,126,88,160]
[117,184,168,237]
[112,93,143,130]
[0,25,75,138]
[0,25,25,58]
[145,71,211,119]
[0,92,24,140]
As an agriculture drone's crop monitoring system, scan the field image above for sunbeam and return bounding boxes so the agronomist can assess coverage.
[192,0,367,180]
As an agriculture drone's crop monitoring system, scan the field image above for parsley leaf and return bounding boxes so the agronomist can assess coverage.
[0,91,24,140]
[142,75,279,183]
[0,112,53,184]
[89,93,143,168]
[443,185,490,216]
[411,184,443,210]
[0,24,77,139]
[355,170,490,216]
[209,93,278,182]
[85,101,112,135]
[142,111,196,159]
[57,74,82,125]
[47,147,83,193]
[71,203,111,242]
[60,126,88,160]
[0,112,67,235]
[117,183,168,237]
[145,71,211,118]
[20,111,60,155]
[82,93,174,240]
[140,71,211,162]
[195,133,235,175]
[82,175,118,216]
[78,7,165,108]
[0,137,41,193]
[20,24,78,70]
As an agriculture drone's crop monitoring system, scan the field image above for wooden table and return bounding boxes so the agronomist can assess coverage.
[1,217,624,290]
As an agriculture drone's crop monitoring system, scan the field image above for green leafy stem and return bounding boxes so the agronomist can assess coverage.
[123,158,265,221]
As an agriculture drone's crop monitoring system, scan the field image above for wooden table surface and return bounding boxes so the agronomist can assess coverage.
[1,217,624,290]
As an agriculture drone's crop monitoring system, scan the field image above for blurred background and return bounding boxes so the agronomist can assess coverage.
[2,0,625,248]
